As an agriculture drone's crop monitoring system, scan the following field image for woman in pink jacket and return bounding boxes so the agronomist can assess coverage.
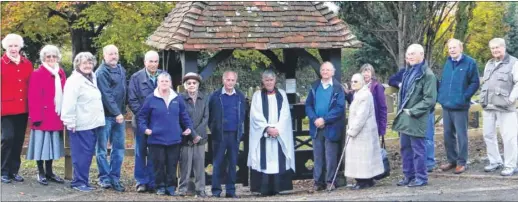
[26,45,66,185]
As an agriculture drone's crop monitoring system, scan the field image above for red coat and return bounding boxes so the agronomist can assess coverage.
[1,53,33,116]
[28,65,66,131]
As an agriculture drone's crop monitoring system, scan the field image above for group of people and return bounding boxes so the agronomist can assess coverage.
[1,31,517,197]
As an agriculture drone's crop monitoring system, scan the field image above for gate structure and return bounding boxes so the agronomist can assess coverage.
[146,1,361,186]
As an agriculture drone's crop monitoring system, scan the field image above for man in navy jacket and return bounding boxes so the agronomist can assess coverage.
[437,39,480,174]
[305,62,345,192]
[128,50,162,193]
[95,44,127,192]
[208,71,246,198]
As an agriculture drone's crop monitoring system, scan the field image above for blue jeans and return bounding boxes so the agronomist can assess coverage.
[133,123,154,188]
[425,112,436,170]
[96,117,125,184]
[400,133,427,182]
[211,131,238,196]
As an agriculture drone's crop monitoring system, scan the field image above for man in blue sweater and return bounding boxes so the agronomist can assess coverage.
[437,39,480,174]
[208,71,246,198]
[305,62,345,192]
[95,44,127,192]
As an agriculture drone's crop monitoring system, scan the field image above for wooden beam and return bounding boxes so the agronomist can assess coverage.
[180,51,199,76]
[258,50,284,71]
[283,49,298,104]
[294,49,321,77]
[199,49,234,80]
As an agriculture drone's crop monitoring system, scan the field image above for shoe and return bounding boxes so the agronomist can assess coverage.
[136,184,147,193]
[11,174,24,182]
[156,187,166,195]
[1,175,11,183]
[309,184,325,193]
[396,177,414,186]
[166,186,176,196]
[87,186,97,191]
[72,185,93,192]
[46,174,65,183]
[407,179,428,187]
[484,163,503,172]
[326,183,336,191]
[111,181,126,192]
[439,163,456,172]
[212,194,221,198]
[98,181,112,189]
[351,182,374,190]
[453,165,467,174]
[427,167,434,173]
[500,167,516,176]
[196,191,208,198]
[37,174,48,185]
[225,193,240,198]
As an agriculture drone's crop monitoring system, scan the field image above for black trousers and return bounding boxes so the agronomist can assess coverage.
[1,114,28,176]
[149,144,181,189]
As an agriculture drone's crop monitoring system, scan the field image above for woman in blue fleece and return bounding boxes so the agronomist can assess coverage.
[137,72,193,196]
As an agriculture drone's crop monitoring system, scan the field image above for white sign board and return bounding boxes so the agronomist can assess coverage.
[285,79,296,93]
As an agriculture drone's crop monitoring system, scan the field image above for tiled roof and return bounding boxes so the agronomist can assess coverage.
[146,1,361,51]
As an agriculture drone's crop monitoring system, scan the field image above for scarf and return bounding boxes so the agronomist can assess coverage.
[7,54,20,65]
[42,62,63,115]
[76,68,93,83]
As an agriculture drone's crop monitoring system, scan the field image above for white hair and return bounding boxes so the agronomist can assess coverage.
[352,73,366,87]
[158,72,172,82]
[406,44,425,55]
[39,45,62,62]
[321,61,336,71]
[262,69,276,80]
[2,33,24,49]
[489,38,506,48]
[144,50,159,62]
[447,38,463,48]
[103,44,118,55]
[73,52,97,70]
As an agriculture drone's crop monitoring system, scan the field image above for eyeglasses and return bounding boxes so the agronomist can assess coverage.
[46,55,58,59]
[351,80,359,83]
[186,81,198,85]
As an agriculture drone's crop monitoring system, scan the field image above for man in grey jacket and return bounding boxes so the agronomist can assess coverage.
[128,50,162,193]
[480,38,518,176]
[95,44,127,192]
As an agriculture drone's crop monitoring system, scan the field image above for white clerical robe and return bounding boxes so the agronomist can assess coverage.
[248,89,296,174]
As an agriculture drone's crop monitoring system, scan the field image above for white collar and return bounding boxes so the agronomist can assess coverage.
[221,87,236,95]
[154,88,178,102]
[321,78,333,89]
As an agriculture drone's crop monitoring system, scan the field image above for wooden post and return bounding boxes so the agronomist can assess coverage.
[283,49,299,104]
[64,129,72,180]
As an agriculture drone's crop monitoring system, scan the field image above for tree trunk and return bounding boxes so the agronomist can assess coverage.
[453,2,475,41]
[70,27,97,61]
[397,2,406,68]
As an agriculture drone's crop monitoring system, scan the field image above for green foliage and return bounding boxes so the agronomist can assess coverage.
[1,2,174,72]
[506,2,518,56]
[465,2,507,72]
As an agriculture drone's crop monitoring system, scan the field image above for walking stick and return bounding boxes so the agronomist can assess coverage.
[329,135,350,191]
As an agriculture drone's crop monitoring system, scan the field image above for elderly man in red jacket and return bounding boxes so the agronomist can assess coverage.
[1,33,34,183]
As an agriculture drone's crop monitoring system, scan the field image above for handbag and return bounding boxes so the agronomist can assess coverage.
[373,135,391,180]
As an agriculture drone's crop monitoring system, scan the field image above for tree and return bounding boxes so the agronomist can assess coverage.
[505,2,518,56]
[465,2,507,71]
[340,2,457,69]
[1,2,174,69]
[453,2,476,41]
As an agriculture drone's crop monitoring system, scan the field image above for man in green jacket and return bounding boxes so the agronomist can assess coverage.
[393,44,438,187]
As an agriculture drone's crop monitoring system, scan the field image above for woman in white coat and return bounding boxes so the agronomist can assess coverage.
[344,73,384,190]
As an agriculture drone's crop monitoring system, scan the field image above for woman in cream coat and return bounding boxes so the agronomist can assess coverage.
[344,73,384,190]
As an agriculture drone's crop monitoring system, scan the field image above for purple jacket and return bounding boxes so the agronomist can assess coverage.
[346,78,388,136]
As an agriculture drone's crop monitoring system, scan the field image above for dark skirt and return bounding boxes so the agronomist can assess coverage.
[250,169,294,195]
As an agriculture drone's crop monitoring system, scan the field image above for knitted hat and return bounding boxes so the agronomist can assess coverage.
[182,72,202,84]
